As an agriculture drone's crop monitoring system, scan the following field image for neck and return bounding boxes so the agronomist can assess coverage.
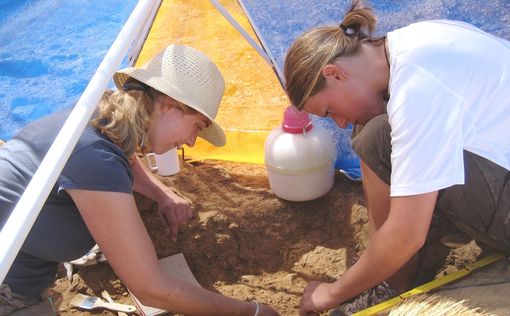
[359,42,390,95]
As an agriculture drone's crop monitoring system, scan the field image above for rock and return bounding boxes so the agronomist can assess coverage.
[241,275,255,283]
[198,210,219,223]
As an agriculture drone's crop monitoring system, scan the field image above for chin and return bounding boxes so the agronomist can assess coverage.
[150,144,163,154]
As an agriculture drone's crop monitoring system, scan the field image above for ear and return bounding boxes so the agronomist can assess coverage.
[159,96,176,113]
[321,64,347,81]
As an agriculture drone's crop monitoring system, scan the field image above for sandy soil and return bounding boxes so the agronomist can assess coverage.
[44,158,490,315]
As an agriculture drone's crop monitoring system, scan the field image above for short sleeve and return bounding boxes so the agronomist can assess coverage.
[58,140,133,194]
[388,63,465,196]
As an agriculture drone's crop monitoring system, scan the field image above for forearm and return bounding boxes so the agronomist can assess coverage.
[329,223,420,304]
[131,155,174,201]
[141,276,256,316]
[328,193,437,305]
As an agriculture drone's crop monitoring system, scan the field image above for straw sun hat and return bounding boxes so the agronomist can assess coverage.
[113,45,226,147]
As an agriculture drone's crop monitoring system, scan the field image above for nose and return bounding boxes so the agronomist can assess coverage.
[331,115,348,129]
[185,130,199,147]
[185,137,196,147]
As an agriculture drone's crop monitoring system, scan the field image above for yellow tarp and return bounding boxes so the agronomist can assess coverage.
[137,0,288,164]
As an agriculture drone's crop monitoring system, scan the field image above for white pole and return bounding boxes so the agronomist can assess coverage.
[0,0,158,284]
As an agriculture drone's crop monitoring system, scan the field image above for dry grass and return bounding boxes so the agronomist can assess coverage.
[389,294,494,316]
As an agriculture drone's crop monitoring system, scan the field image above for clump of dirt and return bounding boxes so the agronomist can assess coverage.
[48,160,481,315]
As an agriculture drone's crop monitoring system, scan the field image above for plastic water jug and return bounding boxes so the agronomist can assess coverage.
[264,106,336,201]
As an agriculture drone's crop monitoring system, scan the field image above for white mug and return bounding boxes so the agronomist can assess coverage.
[146,147,180,176]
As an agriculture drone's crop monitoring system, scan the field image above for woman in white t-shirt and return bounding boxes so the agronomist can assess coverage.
[284,0,510,314]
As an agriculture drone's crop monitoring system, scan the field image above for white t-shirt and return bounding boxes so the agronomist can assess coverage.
[386,20,510,197]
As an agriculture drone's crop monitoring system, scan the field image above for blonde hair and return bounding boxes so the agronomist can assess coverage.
[91,80,199,157]
[284,0,381,110]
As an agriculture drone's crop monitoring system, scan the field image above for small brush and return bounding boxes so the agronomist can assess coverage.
[101,290,128,316]
[70,293,136,313]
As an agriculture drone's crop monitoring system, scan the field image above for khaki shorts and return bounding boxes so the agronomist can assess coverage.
[352,114,510,253]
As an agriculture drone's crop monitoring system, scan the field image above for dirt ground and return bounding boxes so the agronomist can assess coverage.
[42,157,496,316]
[3,1,504,313]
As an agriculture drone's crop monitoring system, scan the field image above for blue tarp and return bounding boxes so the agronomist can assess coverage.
[239,0,510,180]
[0,0,138,140]
[240,0,510,75]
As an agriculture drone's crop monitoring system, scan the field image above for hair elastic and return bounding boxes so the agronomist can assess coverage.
[339,23,355,35]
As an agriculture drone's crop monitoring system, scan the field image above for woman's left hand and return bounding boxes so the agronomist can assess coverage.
[156,188,193,241]
[299,281,337,316]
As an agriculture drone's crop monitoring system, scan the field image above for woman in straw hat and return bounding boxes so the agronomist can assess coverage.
[0,45,277,315]
[283,0,510,315]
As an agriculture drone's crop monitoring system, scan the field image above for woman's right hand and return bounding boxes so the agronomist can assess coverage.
[299,281,336,316]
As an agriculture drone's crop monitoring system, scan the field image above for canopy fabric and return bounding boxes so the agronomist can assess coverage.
[130,0,510,170]
[136,0,287,165]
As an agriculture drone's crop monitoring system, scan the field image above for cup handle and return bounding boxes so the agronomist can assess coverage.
[146,153,158,172]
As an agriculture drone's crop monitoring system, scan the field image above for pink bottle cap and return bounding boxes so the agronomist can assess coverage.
[282,105,313,134]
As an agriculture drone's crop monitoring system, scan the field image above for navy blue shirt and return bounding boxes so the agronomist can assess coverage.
[0,106,133,261]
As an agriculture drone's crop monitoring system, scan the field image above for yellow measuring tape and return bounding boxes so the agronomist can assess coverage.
[353,252,506,316]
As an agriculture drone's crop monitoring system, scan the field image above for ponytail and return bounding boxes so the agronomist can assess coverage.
[284,0,380,110]
[339,0,376,40]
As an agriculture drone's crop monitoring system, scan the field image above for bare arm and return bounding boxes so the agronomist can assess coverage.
[67,189,269,315]
[131,155,193,240]
[300,191,437,314]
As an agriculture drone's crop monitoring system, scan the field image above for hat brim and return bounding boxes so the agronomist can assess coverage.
[114,68,226,147]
